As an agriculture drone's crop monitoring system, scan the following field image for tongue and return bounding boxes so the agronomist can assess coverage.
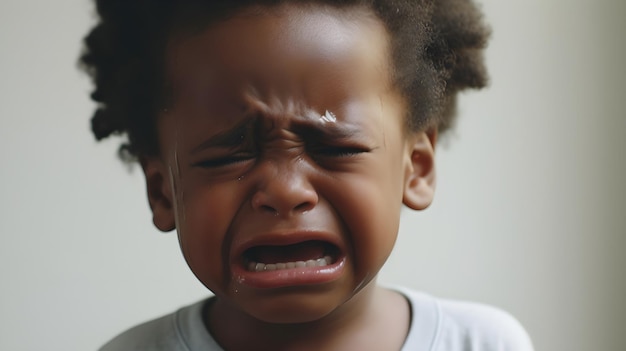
[249,241,327,264]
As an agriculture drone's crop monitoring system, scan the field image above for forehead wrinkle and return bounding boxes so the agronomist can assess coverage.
[240,90,361,141]
[242,88,306,131]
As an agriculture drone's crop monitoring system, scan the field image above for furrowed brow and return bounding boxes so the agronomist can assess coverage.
[191,119,256,154]
[291,119,361,142]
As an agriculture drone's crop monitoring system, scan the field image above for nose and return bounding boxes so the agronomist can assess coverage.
[251,161,318,217]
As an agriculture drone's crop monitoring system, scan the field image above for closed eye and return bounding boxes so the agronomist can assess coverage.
[192,153,256,168]
[309,146,370,158]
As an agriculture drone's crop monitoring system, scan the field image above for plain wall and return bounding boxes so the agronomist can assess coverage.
[1,0,624,350]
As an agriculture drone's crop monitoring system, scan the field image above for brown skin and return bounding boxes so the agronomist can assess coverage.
[142,4,436,350]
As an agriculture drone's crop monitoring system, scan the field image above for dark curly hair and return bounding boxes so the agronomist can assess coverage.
[80,0,489,161]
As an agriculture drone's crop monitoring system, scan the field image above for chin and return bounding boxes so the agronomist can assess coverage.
[236,287,348,324]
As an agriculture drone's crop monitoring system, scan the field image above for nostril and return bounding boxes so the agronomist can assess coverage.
[252,192,273,213]
[294,201,315,213]
[260,204,278,215]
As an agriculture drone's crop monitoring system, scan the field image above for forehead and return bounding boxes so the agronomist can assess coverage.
[165,4,393,105]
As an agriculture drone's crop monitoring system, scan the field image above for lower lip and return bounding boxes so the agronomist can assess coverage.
[232,257,345,289]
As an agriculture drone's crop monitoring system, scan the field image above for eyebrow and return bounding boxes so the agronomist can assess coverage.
[290,117,362,142]
[190,114,363,154]
[190,118,256,154]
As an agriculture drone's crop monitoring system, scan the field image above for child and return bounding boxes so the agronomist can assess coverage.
[82,0,533,350]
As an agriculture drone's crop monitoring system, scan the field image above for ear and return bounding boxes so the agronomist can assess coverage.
[140,157,176,232]
[402,129,437,210]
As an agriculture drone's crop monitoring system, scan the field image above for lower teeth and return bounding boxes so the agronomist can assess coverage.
[247,256,333,272]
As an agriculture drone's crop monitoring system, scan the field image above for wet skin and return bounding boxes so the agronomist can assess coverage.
[142,3,436,350]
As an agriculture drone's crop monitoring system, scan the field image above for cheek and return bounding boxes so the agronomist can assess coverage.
[175,179,243,288]
[324,163,405,278]
[347,178,402,248]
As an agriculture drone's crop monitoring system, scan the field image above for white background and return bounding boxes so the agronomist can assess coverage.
[1,0,624,350]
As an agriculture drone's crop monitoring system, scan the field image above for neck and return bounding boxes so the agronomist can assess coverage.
[206,282,407,351]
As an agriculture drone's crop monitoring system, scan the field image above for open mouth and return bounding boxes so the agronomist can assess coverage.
[243,240,339,272]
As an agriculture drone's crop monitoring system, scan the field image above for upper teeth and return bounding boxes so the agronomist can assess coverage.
[247,256,333,272]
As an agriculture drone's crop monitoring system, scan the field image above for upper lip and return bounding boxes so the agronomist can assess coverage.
[231,230,344,263]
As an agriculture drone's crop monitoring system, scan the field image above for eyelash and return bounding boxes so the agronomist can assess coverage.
[193,153,256,168]
[309,145,369,158]
[192,144,368,169]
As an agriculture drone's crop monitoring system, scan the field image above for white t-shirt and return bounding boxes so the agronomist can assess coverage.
[100,288,534,351]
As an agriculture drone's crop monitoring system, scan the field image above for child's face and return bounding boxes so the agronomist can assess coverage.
[143,4,435,323]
